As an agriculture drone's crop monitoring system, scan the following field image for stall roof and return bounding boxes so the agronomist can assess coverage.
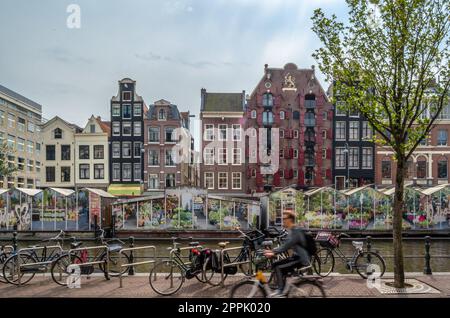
[14,188,43,196]
[83,188,116,198]
[304,186,335,196]
[208,195,260,204]
[340,185,373,196]
[376,181,413,196]
[116,194,165,204]
[414,183,450,196]
[49,187,75,197]
[0,189,8,195]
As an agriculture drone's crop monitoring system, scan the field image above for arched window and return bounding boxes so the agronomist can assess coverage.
[279,111,285,120]
[416,156,427,179]
[54,128,62,139]
[251,110,257,119]
[293,111,300,120]
[305,94,316,108]
[263,93,273,107]
[158,109,166,120]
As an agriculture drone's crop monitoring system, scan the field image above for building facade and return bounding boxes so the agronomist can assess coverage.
[200,89,247,196]
[329,86,375,190]
[74,115,110,190]
[245,63,333,193]
[40,116,82,188]
[143,99,195,192]
[0,84,43,188]
[109,78,147,195]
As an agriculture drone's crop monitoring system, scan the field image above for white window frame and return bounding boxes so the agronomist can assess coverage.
[218,172,228,189]
[204,148,215,165]
[122,142,132,158]
[349,121,359,141]
[204,172,214,189]
[280,129,284,138]
[232,124,241,141]
[122,163,132,181]
[335,147,346,168]
[279,111,285,120]
[133,122,142,136]
[218,148,227,165]
[335,122,346,141]
[362,147,373,169]
[293,149,298,159]
[133,104,142,117]
[218,124,227,141]
[112,163,121,181]
[148,174,159,189]
[232,148,242,165]
[122,104,132,119]
[122,91,132,101]
[133,163,141,181]
[204,124,214,141]
[122,122,132,136]
[293,130,299,139]
[232,172,242,190]
[112,122,120,136]
[251,110,257,119]
[335,101,346,116]
[112,104,121,117]
[349,147,359,169]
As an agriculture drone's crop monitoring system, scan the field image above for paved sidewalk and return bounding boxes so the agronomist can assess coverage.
[1,273,449,298]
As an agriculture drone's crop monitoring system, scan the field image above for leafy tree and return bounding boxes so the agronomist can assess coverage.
[0,141,17,183]
[311,0,449,287]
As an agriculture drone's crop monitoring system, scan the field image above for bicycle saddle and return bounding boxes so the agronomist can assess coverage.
[262,240,273,247]
[70,242,82,249]
[218,241,230,248]
[107,244,123,252]
[189,241,200,246]
[352,241,364,249]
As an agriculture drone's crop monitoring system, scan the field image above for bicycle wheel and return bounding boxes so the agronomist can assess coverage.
[314,248,334,277]
[230,280,267,298]
[149,260,184,296]
[2,253,37,285]
[355,251,386,279]
[203,255,227,286]
[236,249,254,277]
[311,254,321,276]
[50,254,83,286]
[0,250,13,284]
[288,279,326,298]
[99,251,131,277]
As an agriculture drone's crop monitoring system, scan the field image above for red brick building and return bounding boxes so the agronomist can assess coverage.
[245,63,333,193]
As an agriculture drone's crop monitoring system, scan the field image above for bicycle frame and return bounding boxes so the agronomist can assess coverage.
[329,244,363,272]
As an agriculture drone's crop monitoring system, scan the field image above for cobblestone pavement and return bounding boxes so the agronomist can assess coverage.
[1,273,449,298]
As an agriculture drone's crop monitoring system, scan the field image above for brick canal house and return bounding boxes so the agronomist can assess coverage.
[245,63,334,193]
[108,78,148,196]
[200,89,247,196]
[143,99,196,192]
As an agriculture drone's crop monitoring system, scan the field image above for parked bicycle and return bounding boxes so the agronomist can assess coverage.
[149,237,204,296]
[0,245,14,283]
[2,230,67,285]
[313,232,386,279]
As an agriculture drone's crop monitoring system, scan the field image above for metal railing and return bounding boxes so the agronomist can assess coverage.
[67,245,110,280]
[119,245,156,288]
[220,246,253,287]
[17,245,63,286]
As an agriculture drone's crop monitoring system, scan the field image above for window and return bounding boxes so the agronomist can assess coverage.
[165,127,175,142]
[165,174,175,187]
[122,163,132,180]
[27,121,35,132]
[148,174,159,189]
[112,104,120,117]
[251,110,257,119]
[323,111,328,120]
[122,142,132,158]
[280,129,284,138]
[305,95,316,108]
[90,124,96,133]
[438,160,448,179]
[218,172,228,189]
[17,138,24,151]
[293,111,300,120]
[279,111,285,120]
[322,129,327,139]
[46,167,55,182]
[335,101,346,116]
[263,111,274,125]
[7,113,15,128]
[148,150,159,165]
[335,122,346,140]
[279,170,284,178]
[112,142,120,158]
[61,145,71,160]
[17,118,25,132]
[79,145,90,159]
[165,149,175,166]
[293,169,298,179]
[349,148,359,168]
[204,148,214,165]
[94,145,104,159]
[122,104,132,119]
[0,110,4,126]
[232,172,241,189]
[7,134,15,149]
[27,141,33,154]
[304,112,315,126]
[362,122,372,140]
[94,164,104,179]
[218,124,227,141]
[134,142,142,157]
[382,161,392,179]
[133,122,141,136]
[438,103,450,119]
[438,130,448,146]
[349,122,359,141]
[133,104,142,116]
[263,93,273,107]
[335,148,346,168]
[293,149,299,159]
[148,127,160,142]
[362,148,373,169]
[61,166,71,182]
[54,128,62,139]
[232,148,241,165]
[122,91,132,101]
[46,145,55,160]
[159,109,166,120]
[122,122,132,136]
[134,163,141,181]
[204,172,214,189]
[322,148,327,159]
[36,143,41,156]
[349,109,359,117]
[417,160,427,179]
[251,169,256,177]
[112,122,120,136]
[280,149,284,158]
[232,124,241,141]
[27,160,33,172]
[218,148,227,164]
[294,130,299,138]
[113,163,120,181]
[204,124,214,141]
[79,164,90,179]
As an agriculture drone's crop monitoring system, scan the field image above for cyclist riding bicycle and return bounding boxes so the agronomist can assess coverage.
[264,211,311,297]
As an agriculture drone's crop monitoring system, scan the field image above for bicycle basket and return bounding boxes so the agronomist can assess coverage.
[315,231,340,248]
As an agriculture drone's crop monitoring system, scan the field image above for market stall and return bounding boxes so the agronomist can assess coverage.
[6,188,42,231]
[267,187,304,227]
[340,185,378,230]
[304,187,344,229]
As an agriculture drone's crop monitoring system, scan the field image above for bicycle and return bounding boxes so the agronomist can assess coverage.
[149,237,204,296]
[2,230,67,285]
[0,245,14,284]
[312,232,386,279]
[230,265,326,298]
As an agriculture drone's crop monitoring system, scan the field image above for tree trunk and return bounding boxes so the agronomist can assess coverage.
[393,158,406,288]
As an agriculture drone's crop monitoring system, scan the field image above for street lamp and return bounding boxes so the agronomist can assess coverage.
[343,142,350,189]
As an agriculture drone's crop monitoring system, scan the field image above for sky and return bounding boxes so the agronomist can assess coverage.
[0,0,347,129]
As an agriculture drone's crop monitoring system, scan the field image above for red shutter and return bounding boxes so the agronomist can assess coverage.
[326,148,332,159]
[257,110,263,126]
[298,151,304,165]
[328,128,333,140]
[285,111,290,120]
[328,110,333,121]
[274,172,281,186]
[326,168,332,179]
[274,113,281,125]
[256,94,262,106]
[256,173,263,186]
[299,95,304,108]
[298,169,304,186]
[316,95,324,107]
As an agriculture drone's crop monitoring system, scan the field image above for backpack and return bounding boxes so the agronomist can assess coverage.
[304,232,317,256]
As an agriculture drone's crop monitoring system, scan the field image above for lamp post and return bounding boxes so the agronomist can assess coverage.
[343,142,350,189]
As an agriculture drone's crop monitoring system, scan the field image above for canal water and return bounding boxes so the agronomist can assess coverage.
[2,238,449,273]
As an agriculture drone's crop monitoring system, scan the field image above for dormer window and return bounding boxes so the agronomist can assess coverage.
[159,109,166,120]
[122,91,132,101]
[54,128,62,139]
[90,125,96,133]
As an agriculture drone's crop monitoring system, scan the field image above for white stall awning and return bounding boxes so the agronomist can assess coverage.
[341,185,372,196]
[304,186,335,197]
[15,187,43,197]
[0,189,8,195]
[415,183,450,196]
[83,188,116,198]
[49,187,75,197]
